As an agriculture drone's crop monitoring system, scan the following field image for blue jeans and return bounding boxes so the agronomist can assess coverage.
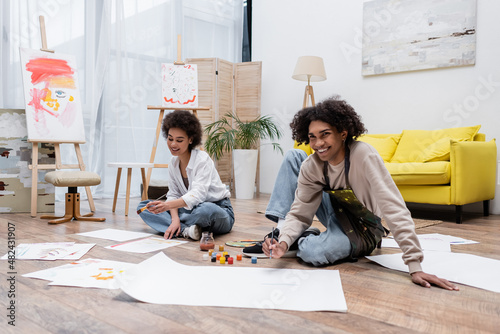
[265,149,351,266]
[137,198,234,235]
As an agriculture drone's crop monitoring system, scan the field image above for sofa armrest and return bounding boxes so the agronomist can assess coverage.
[450,139,497,205]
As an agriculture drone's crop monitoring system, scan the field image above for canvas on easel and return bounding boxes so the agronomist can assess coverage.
[19,47,86,143]
[161,63,198,108]
[19,16,96,217]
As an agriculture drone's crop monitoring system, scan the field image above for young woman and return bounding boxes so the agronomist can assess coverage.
[259,97,458,290]
[137,110,234,240]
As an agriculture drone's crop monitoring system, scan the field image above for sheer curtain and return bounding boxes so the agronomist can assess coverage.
[1,0,243,201]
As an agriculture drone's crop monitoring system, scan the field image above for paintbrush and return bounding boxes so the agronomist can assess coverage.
[270,227,274,259]
[136,193,167,214]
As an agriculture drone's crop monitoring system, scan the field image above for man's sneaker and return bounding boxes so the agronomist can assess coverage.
[242,227,321,258]
[182,224,202,240]
[242,229,280,258]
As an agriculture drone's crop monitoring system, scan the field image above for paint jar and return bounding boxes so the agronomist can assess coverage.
[199,231,215,251]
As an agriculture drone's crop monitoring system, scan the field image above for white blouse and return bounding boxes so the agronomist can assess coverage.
[166,149,230,210]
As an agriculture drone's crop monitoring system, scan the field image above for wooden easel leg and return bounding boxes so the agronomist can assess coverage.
[31,143,39,217]
[74,143,96,212]
[125,168,132,216]
[41,193,75,224]
[112,168,122,213]
[141,168,148,200]
[73,193,106,222]
[146,110,165,187]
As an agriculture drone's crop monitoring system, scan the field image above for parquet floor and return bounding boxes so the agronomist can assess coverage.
[1,194,499,333]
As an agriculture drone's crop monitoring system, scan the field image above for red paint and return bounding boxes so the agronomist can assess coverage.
[25,58,74,85]
[28,88,57,118]
[200,242,215,251]
[163,95,197,105]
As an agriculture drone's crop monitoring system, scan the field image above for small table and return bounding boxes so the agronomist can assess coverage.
[108,162,154,216]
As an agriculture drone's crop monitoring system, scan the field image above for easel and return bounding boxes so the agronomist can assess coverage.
[145,35,210,187]
[29,16,95,217]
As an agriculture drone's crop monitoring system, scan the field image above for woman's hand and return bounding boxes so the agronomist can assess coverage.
[262,237,289,259]
[146,200,170,214]
[164,218,181,239]
[411,271,459,290]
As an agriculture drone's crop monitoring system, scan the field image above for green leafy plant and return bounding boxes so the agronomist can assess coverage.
[204,112,283,160]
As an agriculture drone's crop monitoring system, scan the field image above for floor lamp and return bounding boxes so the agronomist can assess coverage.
[292,56,327,108]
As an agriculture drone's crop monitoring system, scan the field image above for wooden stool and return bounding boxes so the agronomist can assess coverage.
[108,162,154,216]
[41,171,106,224]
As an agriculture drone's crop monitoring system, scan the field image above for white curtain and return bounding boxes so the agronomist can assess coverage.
[1,0,243,200]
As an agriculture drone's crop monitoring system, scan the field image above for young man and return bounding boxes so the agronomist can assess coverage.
[256,97,458,290]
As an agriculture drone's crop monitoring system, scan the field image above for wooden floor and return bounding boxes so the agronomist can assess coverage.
[1,194,500,334]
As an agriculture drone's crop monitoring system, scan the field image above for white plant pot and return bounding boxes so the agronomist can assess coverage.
[232,149,258,199]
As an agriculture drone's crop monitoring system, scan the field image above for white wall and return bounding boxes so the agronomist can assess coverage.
[253,0,500,214]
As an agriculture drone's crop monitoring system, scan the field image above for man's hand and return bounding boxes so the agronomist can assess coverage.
[262,238,289,259]
[411,271,459,290]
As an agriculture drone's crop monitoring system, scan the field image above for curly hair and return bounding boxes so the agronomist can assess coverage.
[161,110,202,151]
[290,96,367,146]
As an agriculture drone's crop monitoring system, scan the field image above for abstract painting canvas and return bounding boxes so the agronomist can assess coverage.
[19,48,86,142]
[362,0,477,76]
[0,109,55,213]
[161,64,198,108]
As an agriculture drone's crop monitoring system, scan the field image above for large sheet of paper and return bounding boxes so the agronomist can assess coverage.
[76,228,153,242]
[118,252,347,312]
[161,64,198,107]
[1,242,94,260]
[19,48,85,142]
[416,233,478,245]
[23,258,135,289]
[105,236,186,253]
[366,251,500,293]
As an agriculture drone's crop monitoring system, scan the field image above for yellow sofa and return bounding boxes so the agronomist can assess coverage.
[358,125,497,223]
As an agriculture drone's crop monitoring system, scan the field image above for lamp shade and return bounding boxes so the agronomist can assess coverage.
[292,56,327,82]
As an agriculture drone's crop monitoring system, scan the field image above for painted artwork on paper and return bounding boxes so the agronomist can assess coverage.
[161,64,198,108]
[0,109,54,213]
[19,48,86,142]
[362,0,477,76]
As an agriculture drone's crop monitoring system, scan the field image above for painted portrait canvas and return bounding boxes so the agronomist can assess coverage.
[19,48,86,142]
[161,64,198,108]
[362,0,477,76]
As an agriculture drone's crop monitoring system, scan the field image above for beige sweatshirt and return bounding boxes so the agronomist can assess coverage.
[279,141,423,274]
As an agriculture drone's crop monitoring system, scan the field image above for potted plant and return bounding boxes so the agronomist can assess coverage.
[204,112,283,199]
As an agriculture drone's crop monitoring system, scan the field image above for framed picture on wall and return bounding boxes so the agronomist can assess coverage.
[362,0,477,76]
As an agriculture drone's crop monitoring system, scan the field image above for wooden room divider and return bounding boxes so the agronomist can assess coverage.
[185,58,262,193]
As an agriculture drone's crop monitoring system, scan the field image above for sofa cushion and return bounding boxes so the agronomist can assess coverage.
[390,125,481,163]
[385,161,451,185]
[357,134,401,162]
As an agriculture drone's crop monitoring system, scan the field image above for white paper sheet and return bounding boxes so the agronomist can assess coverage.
[366,251,500,293]
[416,233,479,245]
[1,242,94,260]
[23,258,135,289]
[382,236,451,252]
[105,236,187,253]
[76,228,153,242]
[118,252,347,312]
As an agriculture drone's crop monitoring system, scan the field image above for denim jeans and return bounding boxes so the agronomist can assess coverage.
[265,149,351,266]
[137,198,234,235]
